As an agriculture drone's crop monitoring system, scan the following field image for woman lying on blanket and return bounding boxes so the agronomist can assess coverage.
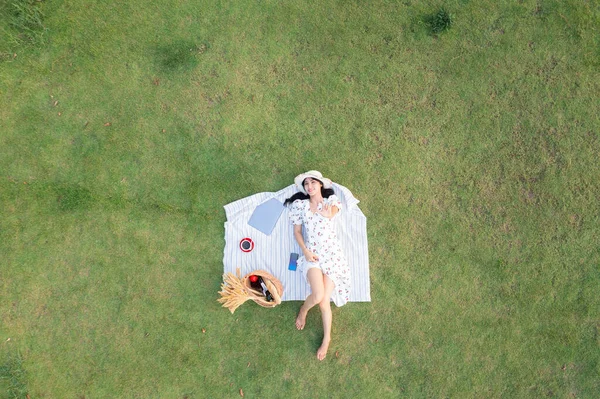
[285,170,351,361]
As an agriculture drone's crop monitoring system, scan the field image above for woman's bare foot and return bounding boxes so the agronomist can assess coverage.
[295,306,308,330]
[317,338,330,361]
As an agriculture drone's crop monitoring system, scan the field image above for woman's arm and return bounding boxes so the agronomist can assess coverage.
[329,205,339,218]
[294,224,318,262]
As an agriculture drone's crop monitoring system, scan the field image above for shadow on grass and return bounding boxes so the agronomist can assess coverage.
[53,183,94,211]
[0,0,47,52]
[153,40,206,73]
[423,8,453,36]
[47,181,196,215]
[0,349,28,398]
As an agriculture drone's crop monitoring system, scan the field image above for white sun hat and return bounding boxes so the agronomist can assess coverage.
[294,170,333,194]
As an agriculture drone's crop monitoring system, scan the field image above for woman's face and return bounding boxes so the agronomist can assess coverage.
[303,178,322,196]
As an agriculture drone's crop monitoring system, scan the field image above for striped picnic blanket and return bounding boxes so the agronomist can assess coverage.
[223,183,371,302]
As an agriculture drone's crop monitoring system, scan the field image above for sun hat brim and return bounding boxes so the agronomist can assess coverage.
[294,170,332,194]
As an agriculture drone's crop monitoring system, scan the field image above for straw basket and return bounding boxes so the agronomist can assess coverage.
[218,268,284,314]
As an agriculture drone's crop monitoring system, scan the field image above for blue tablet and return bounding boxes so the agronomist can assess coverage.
[248,198,285,236]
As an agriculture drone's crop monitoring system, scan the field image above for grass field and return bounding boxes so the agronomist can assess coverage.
[1,0,599,397]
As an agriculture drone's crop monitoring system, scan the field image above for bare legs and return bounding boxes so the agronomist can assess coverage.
[317,276,334,360]
[296,268,335,360]
[295,268,324,330]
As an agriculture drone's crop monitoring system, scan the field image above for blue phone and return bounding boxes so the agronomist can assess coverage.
[288,253,299,271]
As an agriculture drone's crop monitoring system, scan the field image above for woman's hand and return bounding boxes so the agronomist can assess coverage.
[318,203,338,219]
[303,250,319,263]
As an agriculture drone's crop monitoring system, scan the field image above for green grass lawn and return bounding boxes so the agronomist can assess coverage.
[1,0,599,397]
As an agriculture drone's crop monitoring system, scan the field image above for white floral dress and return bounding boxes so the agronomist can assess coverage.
[289,195,351,306]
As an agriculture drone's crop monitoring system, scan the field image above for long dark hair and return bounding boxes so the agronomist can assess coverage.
[284,179,335,206]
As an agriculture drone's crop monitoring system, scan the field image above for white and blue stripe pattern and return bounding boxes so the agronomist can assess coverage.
[223,183,371,303]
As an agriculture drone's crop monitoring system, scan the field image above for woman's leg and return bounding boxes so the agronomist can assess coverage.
[317,275,335,360]
[296,268,325,330]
